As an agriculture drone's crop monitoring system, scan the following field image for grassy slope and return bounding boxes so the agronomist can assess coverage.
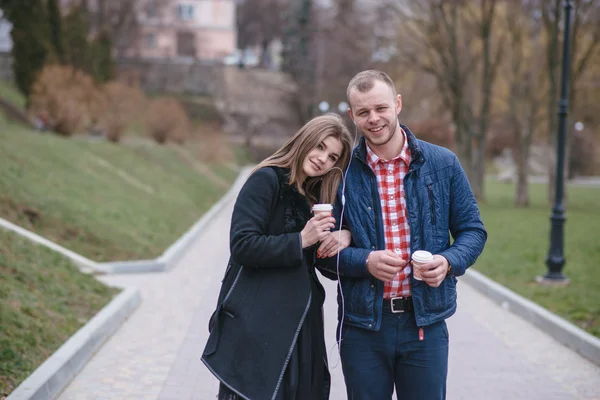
[0,116,236,262]
[0,81,26,110]
[475,180,600,337]
[0,229,119,396]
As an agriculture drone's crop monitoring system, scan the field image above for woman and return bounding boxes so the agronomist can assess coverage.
[202,113,353,400]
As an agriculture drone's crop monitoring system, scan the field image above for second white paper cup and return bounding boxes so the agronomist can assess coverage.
[411,250,433,281]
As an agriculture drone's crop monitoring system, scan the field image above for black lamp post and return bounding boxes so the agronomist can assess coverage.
[543,0,573,283]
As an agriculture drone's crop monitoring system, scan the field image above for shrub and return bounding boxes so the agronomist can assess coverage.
[29,65,99,136]
[95,82,146,142]
[195,123,234,163]
[144,98,190,144]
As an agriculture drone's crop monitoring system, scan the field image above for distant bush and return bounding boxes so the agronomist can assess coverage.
[195,123,234,163]
[95,82,146,142]
[29,65,99,136]
[145,98,190,144]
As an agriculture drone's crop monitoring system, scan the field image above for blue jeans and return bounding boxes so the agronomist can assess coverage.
[340,306,449,400]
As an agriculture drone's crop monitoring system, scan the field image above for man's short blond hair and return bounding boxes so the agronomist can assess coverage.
[346,70,397,104]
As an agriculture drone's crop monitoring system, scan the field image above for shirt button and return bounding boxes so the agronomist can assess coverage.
[390,195,394,200]
[395,248,400,253]
[393,222,397,227]
[371,245,376,249]
[367,207,371,210]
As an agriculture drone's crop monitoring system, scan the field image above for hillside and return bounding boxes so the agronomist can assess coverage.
[0,114,240,262]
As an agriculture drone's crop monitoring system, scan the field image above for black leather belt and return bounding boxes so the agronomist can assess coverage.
[383,296,414,313]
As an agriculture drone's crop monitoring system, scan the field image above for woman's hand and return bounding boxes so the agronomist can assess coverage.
[316,229,351,258]
[301,213,336,248]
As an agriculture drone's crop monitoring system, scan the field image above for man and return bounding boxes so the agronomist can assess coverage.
[323,70,487,399]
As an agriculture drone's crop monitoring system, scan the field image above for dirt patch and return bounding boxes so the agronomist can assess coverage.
[0,196,42,226]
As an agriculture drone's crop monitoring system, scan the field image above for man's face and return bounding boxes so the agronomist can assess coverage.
[347,80,402,151]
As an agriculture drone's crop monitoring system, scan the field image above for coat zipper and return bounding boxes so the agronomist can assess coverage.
[271,291,312,400]
[428,184,436,225]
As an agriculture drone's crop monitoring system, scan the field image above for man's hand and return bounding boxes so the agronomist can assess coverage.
[418,255,449,287]
[317,229,351,258]
[366,250,407,282]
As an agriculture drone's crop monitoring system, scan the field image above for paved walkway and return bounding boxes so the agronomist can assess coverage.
[58,194,600,400]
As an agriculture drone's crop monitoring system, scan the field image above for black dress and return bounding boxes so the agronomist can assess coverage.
[218,184,330,400]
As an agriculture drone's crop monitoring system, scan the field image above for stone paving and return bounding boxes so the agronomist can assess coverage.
[57,194,600,400]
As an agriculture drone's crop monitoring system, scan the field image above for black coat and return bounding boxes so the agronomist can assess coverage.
[202,166,318,400]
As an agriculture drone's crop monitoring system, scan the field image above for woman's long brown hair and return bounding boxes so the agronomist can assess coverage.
[253,113,353,206]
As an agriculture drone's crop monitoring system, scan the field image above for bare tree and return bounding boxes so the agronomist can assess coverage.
[392,1,503,200]
[69,0,169,57]
[237,0,288,67]
[281,0,318,122]
[505,1,545,206]
[313,0,373,111]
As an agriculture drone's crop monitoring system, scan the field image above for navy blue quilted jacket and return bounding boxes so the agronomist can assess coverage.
[321,124,487,329]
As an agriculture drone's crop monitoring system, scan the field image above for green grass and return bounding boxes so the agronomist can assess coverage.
[475,179,600,337]
[0,115,238,262]
[0,229,118,396]
[0,80,26,110]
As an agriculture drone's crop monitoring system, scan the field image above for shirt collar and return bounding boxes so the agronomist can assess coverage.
[366,127,411,171]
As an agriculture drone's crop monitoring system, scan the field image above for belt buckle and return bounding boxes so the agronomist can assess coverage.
[390,296,406,313]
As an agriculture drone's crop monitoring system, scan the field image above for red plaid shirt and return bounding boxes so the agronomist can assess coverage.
[366,129,412,298]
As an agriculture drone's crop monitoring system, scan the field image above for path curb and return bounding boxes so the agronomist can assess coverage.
[0,219,110,275]
[6,286,141,400]
[462,268,600,367]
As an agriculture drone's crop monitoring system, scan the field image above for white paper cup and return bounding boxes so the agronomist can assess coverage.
[411,250,433,281]
[312,204,333,215]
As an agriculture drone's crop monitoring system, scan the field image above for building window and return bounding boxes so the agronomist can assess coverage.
[177,4,195,21]
[144,33,157,49]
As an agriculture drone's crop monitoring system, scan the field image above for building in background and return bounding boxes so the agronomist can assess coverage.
[57,0,237,62]
[134,0,237,61]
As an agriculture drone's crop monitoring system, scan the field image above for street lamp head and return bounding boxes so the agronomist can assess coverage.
[318,101,330,113]
[337,101,349,113]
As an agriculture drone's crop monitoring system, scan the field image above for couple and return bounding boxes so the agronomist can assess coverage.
[202,70,487,400]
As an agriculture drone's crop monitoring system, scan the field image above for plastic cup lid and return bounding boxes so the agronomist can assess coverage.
[312,204,333,212]
[412,250,433,263]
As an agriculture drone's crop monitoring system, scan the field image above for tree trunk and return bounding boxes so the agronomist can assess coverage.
[454,110,474,184]
[472,133,486,201]
[515,133,531,207]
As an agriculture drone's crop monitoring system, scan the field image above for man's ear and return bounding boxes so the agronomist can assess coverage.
[347,107,355,123]
[396,94,402,115]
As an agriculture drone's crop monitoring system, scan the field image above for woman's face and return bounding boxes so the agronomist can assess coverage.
[302,136,343,177]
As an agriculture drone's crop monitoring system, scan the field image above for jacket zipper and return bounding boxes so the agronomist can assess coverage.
[428,184,436,225]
